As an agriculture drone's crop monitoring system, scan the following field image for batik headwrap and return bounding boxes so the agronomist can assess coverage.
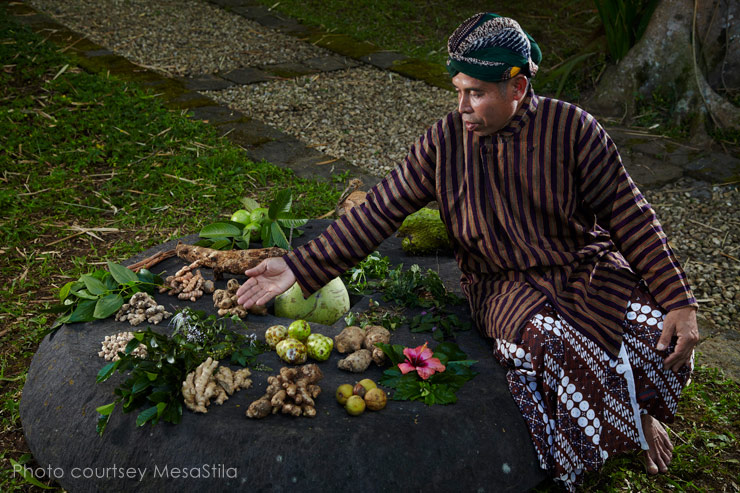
[447,13,542,82]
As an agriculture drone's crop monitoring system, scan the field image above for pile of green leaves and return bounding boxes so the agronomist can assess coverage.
[95,309,268,435]
[409,307,471,342]
[48,261,161,329]
[343,252,391,294]
[344,298,407,331]
[197,190,308,250]
[377,342,477,405]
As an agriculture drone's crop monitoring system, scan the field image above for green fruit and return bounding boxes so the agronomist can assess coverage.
[275,338,307,364]
[364,388,387,411]
[345,395,366,416]
[265,325,288,349]
[250,207,269,225]
[307,334,333,361]
[230,209,251,225]
[288,319,311,342]
[336,384,353,405]
[274,278,350,325]
[358,378,377,392]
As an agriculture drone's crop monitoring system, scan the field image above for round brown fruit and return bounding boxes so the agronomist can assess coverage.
[345,395,366,416]
[353,382,367,398]
[335,384,354,405]
[364,388,387,411]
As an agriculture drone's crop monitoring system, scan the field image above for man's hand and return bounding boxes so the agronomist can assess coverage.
[657,306,699,372]
[236,257,296,309]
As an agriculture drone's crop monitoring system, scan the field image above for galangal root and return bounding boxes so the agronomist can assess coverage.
[246,364,323,419]
[182,357,252,413]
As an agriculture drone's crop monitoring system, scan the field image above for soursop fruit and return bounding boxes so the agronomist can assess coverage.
[397,207,452,255]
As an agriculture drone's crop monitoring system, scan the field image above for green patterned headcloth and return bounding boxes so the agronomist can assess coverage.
[447,13,542,82]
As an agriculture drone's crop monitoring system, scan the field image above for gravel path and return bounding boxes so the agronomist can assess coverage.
[26,0,740,371]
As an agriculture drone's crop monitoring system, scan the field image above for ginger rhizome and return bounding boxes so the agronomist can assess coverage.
[115,292,172,326]
[212,278,266,317]
[182,357,252,413]
[159,261,215,302]
[98,331,148,361]
[246,364,323,419]
[335,325,391,372]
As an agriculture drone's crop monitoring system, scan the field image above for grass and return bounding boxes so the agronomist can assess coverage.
[0,9,340,491]
[1,4,739,493]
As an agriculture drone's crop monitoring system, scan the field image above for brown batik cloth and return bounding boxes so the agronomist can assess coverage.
[493,285,692,491]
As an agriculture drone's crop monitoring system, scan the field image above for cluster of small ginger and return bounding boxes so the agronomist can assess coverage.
[115,292,171,326]
[182,357,252,413]
[212,278,267,317]
[98,331,148,361]
[335,325,390,373]
[159,261,215,302]
[246,364,323,419]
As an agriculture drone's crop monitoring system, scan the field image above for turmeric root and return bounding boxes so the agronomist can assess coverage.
[246,363,323,419]
[159,261,215,302]
[175,243,287,279]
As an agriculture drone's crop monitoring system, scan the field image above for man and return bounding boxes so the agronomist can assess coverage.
[237,13,698,490]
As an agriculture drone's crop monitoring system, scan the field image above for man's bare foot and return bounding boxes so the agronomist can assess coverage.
[641,414,674,474]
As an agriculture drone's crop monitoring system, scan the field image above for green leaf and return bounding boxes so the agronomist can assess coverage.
[136,405,159,427]
[240,197,260,212]
[107,261,139,284]
[96,402,116,416]
[136,268,162,286]
[210,238,232,250]
[94,293,124,319]
[433,341,468,362]
[67,299,97,323]
[9,458,54,489]
[193,238,214,247]
[96,413,112,436]
[58,280,76,301]
[377,343,407,366]
[268,189,292,220]
[81,274,107,295]
[146,371,159,381]
[125,337,142,354]
[72,288,99,300]
[260,223,270,245]
[156,401,167,418]
[270,222,290,250]
[132,376,152,394]
[147,391,172,403]
[199,222,242,239]
[96,360,121,383]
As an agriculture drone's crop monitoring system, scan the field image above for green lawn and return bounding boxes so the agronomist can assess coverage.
[1,4,738,492]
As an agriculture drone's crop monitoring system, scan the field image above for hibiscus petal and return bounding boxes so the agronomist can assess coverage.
[416,365,435,380]
[398,362,416,375]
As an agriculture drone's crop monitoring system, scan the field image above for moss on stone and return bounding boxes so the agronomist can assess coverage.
[390,58,452,91]
[303,32,377,59]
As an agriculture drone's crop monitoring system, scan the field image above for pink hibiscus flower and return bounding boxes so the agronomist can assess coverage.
[398,342,446,380]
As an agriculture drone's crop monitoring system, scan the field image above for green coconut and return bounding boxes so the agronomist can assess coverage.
[274,277,350,325]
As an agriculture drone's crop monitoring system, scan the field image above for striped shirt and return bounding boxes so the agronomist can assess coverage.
[284,89,697,358]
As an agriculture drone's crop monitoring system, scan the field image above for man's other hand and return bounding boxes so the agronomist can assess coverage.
[657,306,699,372]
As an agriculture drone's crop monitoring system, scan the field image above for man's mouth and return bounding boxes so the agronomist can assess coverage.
[464,121,478,132]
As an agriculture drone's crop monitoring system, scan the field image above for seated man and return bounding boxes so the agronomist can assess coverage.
[237,13,698,491]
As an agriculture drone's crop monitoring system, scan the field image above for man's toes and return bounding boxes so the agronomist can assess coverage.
[643,453,659,475]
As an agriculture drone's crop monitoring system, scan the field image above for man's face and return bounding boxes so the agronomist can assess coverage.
[452,73,526,136]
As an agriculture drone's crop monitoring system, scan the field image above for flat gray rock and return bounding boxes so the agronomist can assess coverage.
[20,221,546,492]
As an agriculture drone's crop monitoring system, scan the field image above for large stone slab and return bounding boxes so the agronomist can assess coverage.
[20,221,546,492]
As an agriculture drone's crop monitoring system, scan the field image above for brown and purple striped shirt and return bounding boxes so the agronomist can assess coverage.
[284,89,696,358]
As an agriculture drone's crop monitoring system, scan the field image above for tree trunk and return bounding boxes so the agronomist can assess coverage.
[588,0,740,137]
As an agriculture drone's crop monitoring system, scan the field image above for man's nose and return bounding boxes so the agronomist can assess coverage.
[458,93,471,113]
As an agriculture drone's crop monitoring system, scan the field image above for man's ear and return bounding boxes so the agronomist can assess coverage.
[512,75,528,100]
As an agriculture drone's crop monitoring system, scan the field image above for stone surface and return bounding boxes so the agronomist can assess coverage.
[20,223,546,492]
[260,61,317,78]
[179,74,235,92]
[221,67,274,85]
[188,105,244,125]
[360,51,407,69]
[303,55,359,72]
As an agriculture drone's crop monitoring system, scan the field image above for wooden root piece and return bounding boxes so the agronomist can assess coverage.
[175,243,287,279]
[246,364,323,419]
[125,249,176,273]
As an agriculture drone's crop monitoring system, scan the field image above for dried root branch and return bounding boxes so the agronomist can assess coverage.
[182,357,252,413]
[175,243,287,279]
[246,364,323,419]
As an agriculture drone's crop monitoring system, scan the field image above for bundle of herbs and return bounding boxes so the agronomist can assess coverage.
[48,261,162,329]
[95,308,268,434]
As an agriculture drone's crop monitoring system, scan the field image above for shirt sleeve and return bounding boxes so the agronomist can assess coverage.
[283,126,438,295]
[575,112,698,313]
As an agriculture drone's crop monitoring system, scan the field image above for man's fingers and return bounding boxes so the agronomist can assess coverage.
[656,321,674,351]
[244,260,268,278]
